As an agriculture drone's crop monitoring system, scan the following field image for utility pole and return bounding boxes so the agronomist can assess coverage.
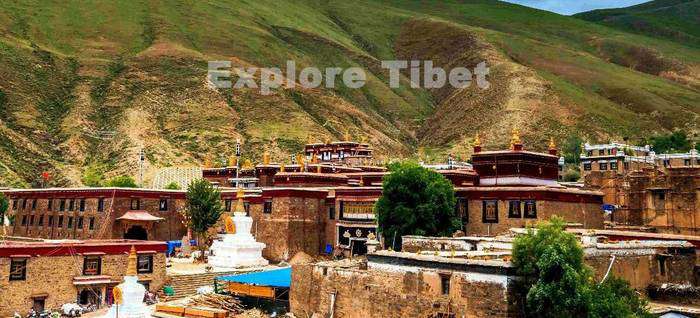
[139,148,145,187]
[235,139,241,188]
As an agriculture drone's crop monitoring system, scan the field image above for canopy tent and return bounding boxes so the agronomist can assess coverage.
[216,267,291,288]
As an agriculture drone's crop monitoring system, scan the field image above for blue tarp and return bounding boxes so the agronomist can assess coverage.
[167,240,197,256]
[216,268,291,288]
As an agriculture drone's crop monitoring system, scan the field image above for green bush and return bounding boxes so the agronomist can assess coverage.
[104,175,138,188]
[165,182,182,190]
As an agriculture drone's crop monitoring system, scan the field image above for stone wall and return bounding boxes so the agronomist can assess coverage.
[0,253,166,316]
[290,261,524,318]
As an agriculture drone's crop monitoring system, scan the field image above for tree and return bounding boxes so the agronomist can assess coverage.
[644,131,693,154]
[81,164,106,187]
[375,161,460,250]
[184,179,223,260]
[513,217,652,318]
[104,175,138,188]
[164,182,182,190]
[563,134,584,165]
[0,193,8,228]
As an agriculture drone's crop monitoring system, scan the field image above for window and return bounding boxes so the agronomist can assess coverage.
[89,217,95,230]
[21,215,27,226]
[22,199,27,210]
[456,198,468,224]
[47,199,53,211]
[224,200,232,212]
[663,159,670,167]
[57,216,64,228]
[583,163,592,171]
[587,151,592,157]
[658,256,667,276]
[263,201,273,214]
[137,255,153,274]
[685,159,691,166]
[68,199,75,211]
[83,257,101,276]
[97,198,105,212]
[67,217,73,229]
[243,202,250,215]
[31,199,37,210]
[9,258,27,281]
[624,162,629,170]
[77,217,84,229]
[328,206,335,220]
[12,199,17,210]
[38,215,44,226]
[439,274,451,295]
[79,199,86,212]
[48,216,54,227]
[524,200,537,219]
[598,150,605,155]
[508,201,521,218]
[159,199,168,211]
[610,162,618,170]
[599,162,608,170]
[59,199,66,211]
[130,199,140,210]
[482,200,498,223]
[29,215,34,226]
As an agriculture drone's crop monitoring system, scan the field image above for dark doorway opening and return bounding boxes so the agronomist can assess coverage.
[78,289,100,306]
[124,225,148,240]
[350,239,367,256]
[32,298,45,312]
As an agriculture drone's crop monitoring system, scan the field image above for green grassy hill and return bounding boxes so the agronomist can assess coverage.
[575,0,700,47]
[0,0,698,187]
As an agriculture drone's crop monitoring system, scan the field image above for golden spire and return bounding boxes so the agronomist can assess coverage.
[548,137,556,150]
[235,187,245,212]
[316,164,322,173]
[473,133,482,147]
[263,150,271,165]
[297,154,305,171]
[312,153,319,164]
[510,128,521,149]
[228,155,237,167]
[126,245,137,276]
[242,159,253,170]
[279,163,285,172]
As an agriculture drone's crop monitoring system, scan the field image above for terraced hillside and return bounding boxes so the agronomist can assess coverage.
[0,0,698,187]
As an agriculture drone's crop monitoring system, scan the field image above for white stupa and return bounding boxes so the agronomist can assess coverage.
[104,246,148,318]
[209,188,269,268]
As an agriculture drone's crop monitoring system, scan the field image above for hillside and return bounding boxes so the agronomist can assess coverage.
[0,0,698,187]
[575,0,700,47]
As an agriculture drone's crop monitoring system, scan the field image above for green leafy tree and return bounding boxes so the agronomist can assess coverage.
[513,217,652,318]
[184,179,223,259]
[81,164,106,187]
[563,134,584,165]
[375,161,459,250]
[645,131,693,153]
[0,193,8,227]
[164,182,182,190]
[104,175,138,188]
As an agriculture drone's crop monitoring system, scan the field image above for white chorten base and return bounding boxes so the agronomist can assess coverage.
[209,234,269,268]
[103,276,148,318]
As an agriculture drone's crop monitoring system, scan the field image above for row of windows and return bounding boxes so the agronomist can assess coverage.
[222,200,272,214]
[483,200,537,223]
[13,198,103,212]
[12,198,172,212]
[9,255,153,281]
[20,215,96,230]
[584,159,700,171]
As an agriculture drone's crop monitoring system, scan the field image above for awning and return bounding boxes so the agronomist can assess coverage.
[116,210,164,222]
[73,275,116,285]
[217,268,291,288]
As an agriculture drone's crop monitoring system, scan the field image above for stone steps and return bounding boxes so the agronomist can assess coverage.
[167,271,238,300]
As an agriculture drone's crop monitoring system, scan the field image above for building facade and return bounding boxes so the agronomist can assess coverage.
[0,240,167,316]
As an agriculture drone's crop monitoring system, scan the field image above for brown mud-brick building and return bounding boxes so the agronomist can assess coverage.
[3,135,605,262]
[0,239,167,316]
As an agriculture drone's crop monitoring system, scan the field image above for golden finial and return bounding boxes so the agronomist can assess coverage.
[228,155,238,167]
[242,159,253,170]
[316,164,322,173]
[126,245,137,276]
[312,153,319,164]
[473,133,482,147]
[549,137,556,150]
[279,163,285,172]
[297,154,305,171]
[263,150,271,165]
[510,128,521,149]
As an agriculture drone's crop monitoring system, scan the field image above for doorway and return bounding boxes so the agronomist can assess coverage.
[124,225,148,240]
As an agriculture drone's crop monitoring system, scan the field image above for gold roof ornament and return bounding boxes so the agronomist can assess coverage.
[367,231,376,241]
[242,159,253,170]
[316,164,322,174]
[126,245,138,276]
[263,150,271,165]
[279,163,285,172]
[297,154,305,171]
[510,128,521,149]
[228,156,238,167]
[473,133,482,147]
[549,137,556,150]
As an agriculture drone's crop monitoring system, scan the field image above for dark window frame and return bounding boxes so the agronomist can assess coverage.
[137,255,154,274]
[482,200,499,223]
[610,161,618,170]
[159,199,168,211]
[599,162,608,171]
[48,216,54,227]
[439,274,451,295]
[9,258,27,281]
[97,198,105,212]
[67,217,73,229]
[57,216,64,228]
[263,201,273,214]
[508,200,521,218]
[88,217,95,230]
[77,217,84,229]
[68,199,75,211]
[130,199,140,210]
[583,163,592,171]
[79,199,86,212]
[328,206,335,220]
[82,256,102,276]
[59,199,66,211]
[524,200,537,219]
[47,199,53,211]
